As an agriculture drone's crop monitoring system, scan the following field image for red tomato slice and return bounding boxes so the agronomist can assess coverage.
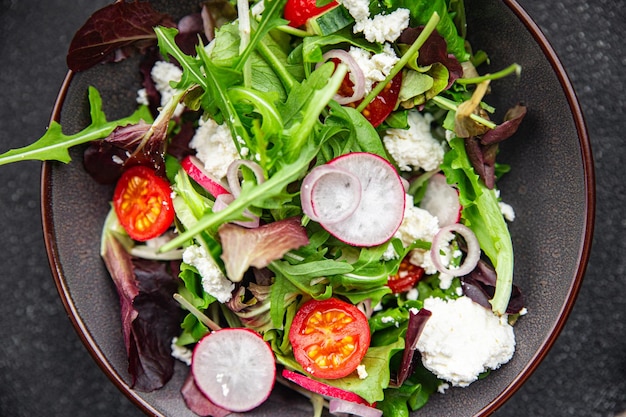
[289,298,370,380]
[284,0,338,28]
[387,257,425,293]
[113,165,174,241]
[360,72,403,127]
[337,69,403,128]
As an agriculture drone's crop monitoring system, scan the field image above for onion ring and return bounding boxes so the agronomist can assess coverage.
[226,159,265,198]
[430,223,481,277]
[318,49,366,105]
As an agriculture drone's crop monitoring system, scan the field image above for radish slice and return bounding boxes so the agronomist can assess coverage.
[301,165,362,224]
[302,152,404,247]
[281,369,371,406]
[192,328,276,412]
[430,223,481,277]
[419,173,461,227]
[329,398,383,417]
[182,155,230,197]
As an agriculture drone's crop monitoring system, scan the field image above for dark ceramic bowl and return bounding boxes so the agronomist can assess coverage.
[41,0,595,416]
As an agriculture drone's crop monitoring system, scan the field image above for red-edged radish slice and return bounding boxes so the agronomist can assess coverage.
[281,369,371,406]
[192,328,276,412]
[419,173,461,227]
[329,397,383,417]
[305,152,405,247]
[301,165,362,224]
[430,223,481,277]
[181,372,231,417]
[182,155,230,197]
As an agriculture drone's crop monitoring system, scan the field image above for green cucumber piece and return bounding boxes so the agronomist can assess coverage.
[307,6,355,36]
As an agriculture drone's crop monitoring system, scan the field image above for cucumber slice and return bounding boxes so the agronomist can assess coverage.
[307,6,355,36]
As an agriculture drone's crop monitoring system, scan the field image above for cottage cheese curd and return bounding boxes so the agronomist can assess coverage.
[137,61,185,117]
[189,117,241,180]
[383,110,445,172]
[382,194,440,260]
[182,245,235,303]
[416,296,516,387]
[339,0,409,43]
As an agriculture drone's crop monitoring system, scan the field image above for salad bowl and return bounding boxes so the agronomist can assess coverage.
[41,0,594,416]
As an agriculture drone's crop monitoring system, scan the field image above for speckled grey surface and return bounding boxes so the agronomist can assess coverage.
[0,1,622,417]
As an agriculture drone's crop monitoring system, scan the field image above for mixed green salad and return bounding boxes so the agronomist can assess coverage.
[0,0,528,415]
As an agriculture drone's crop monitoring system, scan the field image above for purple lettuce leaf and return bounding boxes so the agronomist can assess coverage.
[481,103,527,145]
[390,308,432,387]
[398,27,463,88]
[218,217,310,283]
[67,1,175,72]
[129,258,184,392]
[461,259,525,314]
[101,229,184,392]
[465,103,527,189]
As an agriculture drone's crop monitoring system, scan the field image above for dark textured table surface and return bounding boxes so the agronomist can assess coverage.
[0,1,623,416]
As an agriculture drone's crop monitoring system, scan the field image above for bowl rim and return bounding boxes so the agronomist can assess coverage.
[40,0,596,415]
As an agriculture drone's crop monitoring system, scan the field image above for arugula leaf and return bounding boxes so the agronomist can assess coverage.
[441,136,513,315]
[0,87,151,166]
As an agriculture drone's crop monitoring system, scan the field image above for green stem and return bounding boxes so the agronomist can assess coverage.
[356,11,441,112]
[456,63,521,85]
[431,95,497,129]
[257,41,296,93]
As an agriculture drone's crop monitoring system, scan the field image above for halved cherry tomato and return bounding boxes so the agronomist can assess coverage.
[337,68,403,127]
[387,257,425,293]
[284,0,338,28]
[289,298,370,380]
[113,165,174,241]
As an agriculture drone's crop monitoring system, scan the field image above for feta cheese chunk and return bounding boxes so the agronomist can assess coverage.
[383,110,445,172]
[171,337,192,366]
[354,8,410,44]
[382,194,440,260]
[339,0,409,43]
[189,118,240,180]
[137,61,185,117]
[182,245,234,303]
[416,296,516,387]
[348,44,399,95]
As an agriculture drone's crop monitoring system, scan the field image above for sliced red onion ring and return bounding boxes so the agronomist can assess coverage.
[430,223,481,277]
[300,164,362,225]
[226,159,265,198]
[319,49,366,105]
[329,398,382,417]
[214,193,260,228]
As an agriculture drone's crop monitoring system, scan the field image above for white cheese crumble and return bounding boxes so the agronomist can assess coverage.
[189,117,240,180]
[137,61,185,117]
[357,364,369,379]
[354,8,410,44]
[339,0,409,43]
[383,110,445,172]
[382,194,440,260]
[416,296,516,387]
[499,201,516,221]
[348,45,399,95]
[170,337,192,366]
[182,244,235,303]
